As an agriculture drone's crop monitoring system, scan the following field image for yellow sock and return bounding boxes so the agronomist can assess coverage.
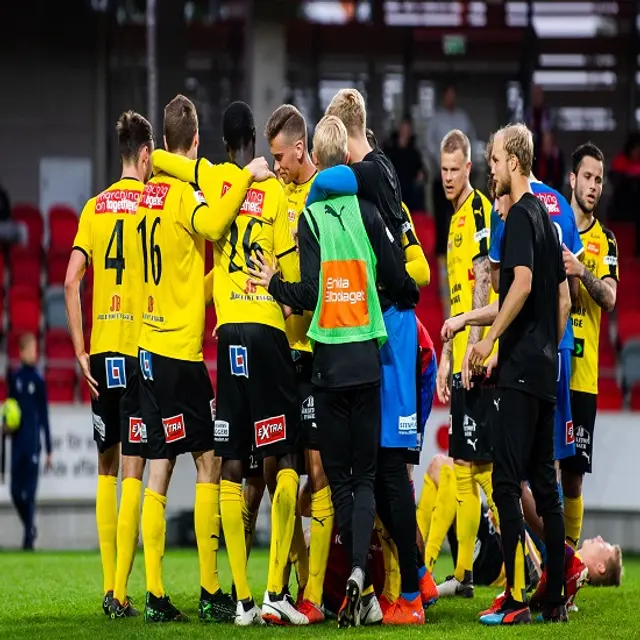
[304,486,334,606]
[425,464,457,572]
[453,463,481,582]
[96,474,118,594]
[564,495,584,548]
[472,463,499,529]
[376,515,401,602]
[267,469,299,594]
[290,511,310,594]
[417,473,437,544]
[242,498,258,560]
[195,482,220,595]
[513,536,527,602]
[113,477,142,604]
[221,480,251,600]
[141,488,167,598]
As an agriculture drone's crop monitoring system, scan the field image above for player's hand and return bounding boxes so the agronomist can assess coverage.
[461,344,475,391]
[486,353,499,378]
[441,315,466,342]
[246,157,275,182]
[436,360,451,404]
[563,244,584,278]
[283,305,293,320]
[248,250,277,290]
[44,454,53,473]
[77,352,99,399]
[466,337,495,389]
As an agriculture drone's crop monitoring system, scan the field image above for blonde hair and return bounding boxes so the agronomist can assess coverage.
[591,545,623,587]
[496,123,534,176]
[441,129,471,161]
[313,116,348,169]
[325,89,366,137]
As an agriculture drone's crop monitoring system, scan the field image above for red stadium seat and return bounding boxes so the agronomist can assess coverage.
[617,259,640,311]
[617,310,640,346]
[48,204,78,251]
[599,342,617,370]
[45,366,77,403]
[10,255,41,290]
[597,378,623,410]
[412,212,436,257]
[47,252,69,285]
[630,384,640,411]
[0,251,5,289]
[205,240,214,274]
[0,377,7,401]
[12,203,44,251]
[8,286,41,333]
[608,222,636,258]
[45,329,75,365]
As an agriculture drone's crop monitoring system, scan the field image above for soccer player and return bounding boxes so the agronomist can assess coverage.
[311,90,437,623]
[135,95,271,623]
[435,129,496,599]
[6,333,51,551]
[154,100,306,626]
[469,123,571,624]
[250,114,419,627]
[561,143,617,548]
[264,104,334,623]
[64,111,154,617]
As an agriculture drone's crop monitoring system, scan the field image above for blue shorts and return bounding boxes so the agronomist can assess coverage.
[416,352,437,452]
[380,307,418,449]
[554,349,576,461]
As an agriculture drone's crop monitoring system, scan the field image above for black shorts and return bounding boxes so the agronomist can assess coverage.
[560,391,597,475]
[294,350,320,452]
[449,373,494,462]
[215,323,300,462]
[243,452,264,479]
[90,353,142,457]
[138,349,215,460]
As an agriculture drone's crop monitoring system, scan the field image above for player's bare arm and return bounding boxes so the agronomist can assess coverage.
[441,300,500,342]
[563,243,616,312]
[467,255,491,345]
[558,278,571,347]
[64,249,99,398]
[436,339,453,404]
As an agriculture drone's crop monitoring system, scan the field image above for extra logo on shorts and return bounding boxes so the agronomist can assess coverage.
[140,350,154,381]
[163,414,186,444]
[566,420,575,446]
[230,345,249,377]
[255,414,286,448]
[106,357,126,389]
[129,417,146,444]
[214,420,230,442]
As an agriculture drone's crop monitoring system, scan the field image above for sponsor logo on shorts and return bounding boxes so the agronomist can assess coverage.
[463,414,477,439]
[398,413,417,435]
[105,357,126,389]
[255,414,286,448]
[92,413,106,441]
[163,414,186,444]
[139,350,153,380]
[210,398,216,421]
[301,395,315,422]
[95,189,140,214]
[566,420,575,446]
[230,345,249,377]
[129,417,146,444]
[214,420,230,442]
[141,182,170,210]
[535,191,560,215]
[587,242,600,256]
[222,181,265,216]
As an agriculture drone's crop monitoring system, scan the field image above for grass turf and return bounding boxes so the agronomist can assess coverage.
[1,549,638,639]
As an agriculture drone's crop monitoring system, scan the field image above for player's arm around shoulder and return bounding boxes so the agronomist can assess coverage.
[401,204,430,287]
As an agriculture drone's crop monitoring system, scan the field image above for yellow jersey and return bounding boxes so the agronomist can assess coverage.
[282,172,317,352]
[447,189,497,374]
[570,220,619,394]
[73,177,145,358]
[139,151,256,361]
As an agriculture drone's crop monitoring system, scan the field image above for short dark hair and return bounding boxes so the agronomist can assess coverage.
[223,101,255,151]
[572,142,605,175]
[163,94,198,153]
[116,111,153,163]
[265,104,307,145]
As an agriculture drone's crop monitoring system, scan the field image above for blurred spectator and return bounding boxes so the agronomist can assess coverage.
[383,115,426,212]
[609,132,640,253]
[0,179,10,221]
[533,131,565,192]
[426,83,477,257]
[526,84,553,158]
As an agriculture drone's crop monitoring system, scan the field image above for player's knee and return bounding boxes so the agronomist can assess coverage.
[98,444,120,476]
[492,476,522,511]
[561,470,583,499]
[147,458,175,496]
[121,454,145,481]
[221,459,243,484]
[533,487,562,518]
[276,452,298,474]
[194,450,217,483]
[264,456,278,495]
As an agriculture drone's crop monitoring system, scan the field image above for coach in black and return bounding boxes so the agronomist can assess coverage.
[466,124,571,625]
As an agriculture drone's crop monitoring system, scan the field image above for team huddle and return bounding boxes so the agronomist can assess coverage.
[63,87,622,629]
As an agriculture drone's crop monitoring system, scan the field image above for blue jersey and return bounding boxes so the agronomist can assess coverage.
[8,364,51,462]
[488,181,583,351]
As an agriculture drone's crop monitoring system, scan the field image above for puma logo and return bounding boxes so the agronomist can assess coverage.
[325,203,346,230]
[312,516,329,528]
[581,450,591,464]
[467,438,478,451]
[494,398,501,411]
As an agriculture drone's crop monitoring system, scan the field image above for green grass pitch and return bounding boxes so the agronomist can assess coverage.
[1,549,638,639]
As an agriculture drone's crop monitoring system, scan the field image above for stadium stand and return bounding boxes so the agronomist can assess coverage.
[0,204,638,406]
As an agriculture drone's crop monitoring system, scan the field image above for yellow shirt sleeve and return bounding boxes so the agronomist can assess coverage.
[401,206,430,286]
[153,150,253,242]
[273,187,299,282]
[598,228,619,281]
[470,196,491,261]
[73,200,94,262]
